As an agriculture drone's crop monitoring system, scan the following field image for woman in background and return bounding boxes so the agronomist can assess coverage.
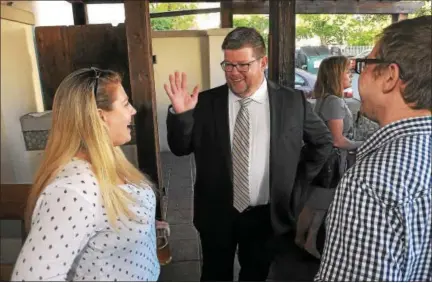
[295,56,363,261]
[314,56,362,167]
[12,68,161,281]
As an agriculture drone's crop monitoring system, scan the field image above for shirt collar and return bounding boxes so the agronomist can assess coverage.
[229,78,268,104]
[357,115,432,160]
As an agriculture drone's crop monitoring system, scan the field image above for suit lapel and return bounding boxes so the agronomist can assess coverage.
[213,84,233,181]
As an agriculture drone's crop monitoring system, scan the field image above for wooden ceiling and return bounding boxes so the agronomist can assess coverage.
[68,0,424,15]
[68,0,423,16]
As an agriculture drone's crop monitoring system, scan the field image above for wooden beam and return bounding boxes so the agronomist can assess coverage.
[124,1,163,209]
[221,2,233,28]
[232,1,424,15]
[150,7,220,18]
[269,0,296,88]
[71,2,88,25]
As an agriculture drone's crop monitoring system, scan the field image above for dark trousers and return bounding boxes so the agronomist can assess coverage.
[199,205,273,282]
[270,231,322,281]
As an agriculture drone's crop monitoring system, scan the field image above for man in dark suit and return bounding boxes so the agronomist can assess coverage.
[165,27,333,281]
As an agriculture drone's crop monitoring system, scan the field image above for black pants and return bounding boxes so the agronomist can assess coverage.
[270,231,322,281]
[199,205,273,282]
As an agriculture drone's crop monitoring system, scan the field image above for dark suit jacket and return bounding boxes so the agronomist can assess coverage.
[166,80,333,236]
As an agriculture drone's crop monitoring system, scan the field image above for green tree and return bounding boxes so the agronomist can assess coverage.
[150,3,198,31]
[296,14,348,45]
[344,15,390,46]
[411,1,432,17]
[296,14,389,46]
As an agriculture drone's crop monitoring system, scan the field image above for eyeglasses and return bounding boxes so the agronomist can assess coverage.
[220,58,261,72]
[354,58,404,79]
[90,67,102,96]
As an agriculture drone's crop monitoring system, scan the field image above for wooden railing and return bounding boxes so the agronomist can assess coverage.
[0,184,31,281]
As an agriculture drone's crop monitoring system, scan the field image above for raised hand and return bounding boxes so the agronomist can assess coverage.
[164,71,200,114]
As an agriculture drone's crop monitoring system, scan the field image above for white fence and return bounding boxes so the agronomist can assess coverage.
[340,46,373,56]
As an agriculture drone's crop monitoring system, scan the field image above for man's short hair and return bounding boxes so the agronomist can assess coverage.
[221,27,266,59]
[375,16,431,110]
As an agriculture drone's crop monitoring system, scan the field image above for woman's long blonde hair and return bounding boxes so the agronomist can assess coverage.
[26,68,152,230]
[313,56,349,99]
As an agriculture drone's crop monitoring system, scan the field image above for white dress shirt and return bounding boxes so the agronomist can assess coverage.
[229,79,270,206]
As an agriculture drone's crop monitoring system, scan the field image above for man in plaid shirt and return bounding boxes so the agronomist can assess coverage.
[315,16,431,281]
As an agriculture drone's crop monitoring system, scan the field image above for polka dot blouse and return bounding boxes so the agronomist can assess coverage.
[12,158,160,281]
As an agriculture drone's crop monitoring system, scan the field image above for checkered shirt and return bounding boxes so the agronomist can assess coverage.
[315,116,432,281]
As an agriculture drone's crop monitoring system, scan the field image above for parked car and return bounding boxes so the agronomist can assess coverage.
[264,68,353,100]
[294,68,317,98]
[295,46,331,74]
[264,68,317,98]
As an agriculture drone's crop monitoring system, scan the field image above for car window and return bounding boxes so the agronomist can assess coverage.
[295,74,306,86]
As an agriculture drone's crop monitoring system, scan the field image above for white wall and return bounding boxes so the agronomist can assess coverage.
[1,6,44,184]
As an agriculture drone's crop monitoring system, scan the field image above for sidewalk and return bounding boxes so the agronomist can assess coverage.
[158,152,201,281]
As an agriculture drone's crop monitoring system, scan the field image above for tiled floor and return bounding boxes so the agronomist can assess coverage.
[158,152,201,282]
[158,152,244,282]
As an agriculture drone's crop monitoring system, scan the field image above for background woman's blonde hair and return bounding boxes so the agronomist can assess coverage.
[313,56,349,99]
[26,68,152,230]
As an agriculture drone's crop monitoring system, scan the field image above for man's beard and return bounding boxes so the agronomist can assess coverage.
[228,82,250,98]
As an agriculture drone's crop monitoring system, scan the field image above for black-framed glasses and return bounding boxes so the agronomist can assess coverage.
[90,67,102,96]
[355,58,404,79]
[220,58,262,72]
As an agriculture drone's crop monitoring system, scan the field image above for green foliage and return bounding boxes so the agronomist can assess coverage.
[150,3,198,31]
[297,14,389,46]
[231,13,388,47]
[344,15,390,46]
[411,1,432,18]
[296,15,348,45]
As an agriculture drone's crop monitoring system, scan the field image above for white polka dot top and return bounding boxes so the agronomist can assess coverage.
[11,158,160,281]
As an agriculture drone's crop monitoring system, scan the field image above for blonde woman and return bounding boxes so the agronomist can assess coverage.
[12,68,161,281]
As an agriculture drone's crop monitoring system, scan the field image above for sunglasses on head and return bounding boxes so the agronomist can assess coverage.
[90,67,103,96]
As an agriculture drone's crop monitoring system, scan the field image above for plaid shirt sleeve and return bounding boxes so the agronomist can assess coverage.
[314,174,431,281]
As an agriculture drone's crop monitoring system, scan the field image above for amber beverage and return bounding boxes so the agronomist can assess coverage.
[156,228,172,265]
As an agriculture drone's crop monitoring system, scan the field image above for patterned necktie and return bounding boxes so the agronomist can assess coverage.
[232,97,252,212]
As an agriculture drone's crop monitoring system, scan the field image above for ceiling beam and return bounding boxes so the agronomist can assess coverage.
[68,0,424,15]
[232,1,424,15]
[150,7,220,18]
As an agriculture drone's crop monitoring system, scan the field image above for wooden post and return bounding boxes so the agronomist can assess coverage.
[72,2,88,25]
[398,13,408,21]
[392,13,408,23]
[268,0,296,88]
[124,0,164,217]
[220,2,233,28]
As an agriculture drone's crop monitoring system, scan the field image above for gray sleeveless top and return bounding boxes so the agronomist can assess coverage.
[315,94,354,139]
